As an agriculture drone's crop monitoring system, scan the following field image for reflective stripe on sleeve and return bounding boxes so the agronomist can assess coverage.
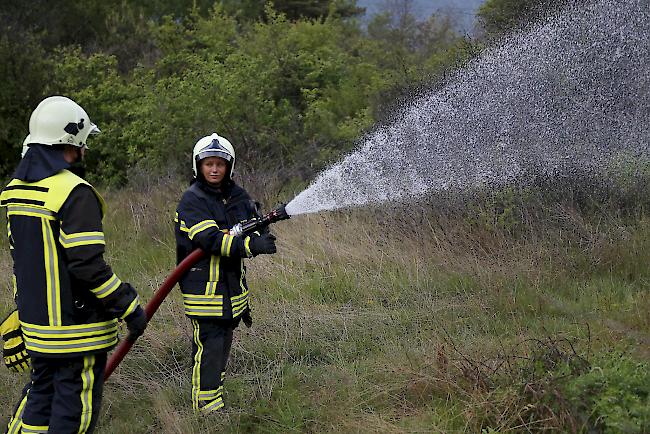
[174,213,190,233]
[59,230,105,248]
[231,290,249,317]
[90,274,122,299]
[220,234,234,257]
[120,296,140,319]
[189,220,218,240]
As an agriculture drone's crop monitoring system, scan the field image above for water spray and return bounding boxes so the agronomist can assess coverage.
[104,204,291,380]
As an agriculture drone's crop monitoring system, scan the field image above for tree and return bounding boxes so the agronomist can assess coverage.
[477,0,581,38]
[221,0,364,22]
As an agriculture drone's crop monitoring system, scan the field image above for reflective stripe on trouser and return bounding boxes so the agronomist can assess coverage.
[5,382,30,434]
[14,354,107,434]
[190,318,238,413]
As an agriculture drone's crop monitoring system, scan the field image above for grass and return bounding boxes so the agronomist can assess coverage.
[1,182,649,433]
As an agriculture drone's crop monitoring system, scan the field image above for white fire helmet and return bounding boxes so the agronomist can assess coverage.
[21,135,31,158]
[28,96,100,149]
[192,133,236,179]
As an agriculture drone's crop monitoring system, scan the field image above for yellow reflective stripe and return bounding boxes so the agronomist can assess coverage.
[184,306,224,316]
[23,335,118,354]
[201,396,224,413]
[21,320,118,337]
[188,220,218,240]
[204,255,220,296]
[232,288,249,317]
[79,355,95,433]
[191,319,204,411]
[20,424,49,434]
[174,213,190,232]
[183,294,224,303]
[240,259,247,292]
[59,230,105,248]
[90,274,122,299]
[42,219,61,326]
[244,236,252,257]
[220,234,234,257]
[198,387,223,399]
[204,281,217,294]
[231,290,248,304]
[1,188,48,203]
[232,304,248,317]
[7,391,27,434]
[6,204,56,220]
[120,296,140,319]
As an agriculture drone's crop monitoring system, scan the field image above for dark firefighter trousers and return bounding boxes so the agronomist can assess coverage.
[5,353,106,434]
[190,318,238,413]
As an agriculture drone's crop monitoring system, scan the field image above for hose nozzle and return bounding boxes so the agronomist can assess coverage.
[267,203,290,223]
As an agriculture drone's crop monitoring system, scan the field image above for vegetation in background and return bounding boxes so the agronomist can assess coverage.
[0,0,470,186]
[1,0,648,432]
[1,178,648,432]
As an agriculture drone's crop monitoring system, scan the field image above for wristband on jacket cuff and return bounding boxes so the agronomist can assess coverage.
[120,295,141,320]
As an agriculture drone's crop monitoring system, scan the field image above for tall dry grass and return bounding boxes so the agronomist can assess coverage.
[1,179,649,433]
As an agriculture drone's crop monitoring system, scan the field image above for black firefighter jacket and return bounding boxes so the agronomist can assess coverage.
[175,180,260,320]
[0,145,141,358]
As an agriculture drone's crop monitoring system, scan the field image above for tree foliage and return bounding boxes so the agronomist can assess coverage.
[0,0,473,186]
[477,0,585,38]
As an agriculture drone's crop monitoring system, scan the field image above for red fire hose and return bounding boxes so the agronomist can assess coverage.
[104,248,206,380]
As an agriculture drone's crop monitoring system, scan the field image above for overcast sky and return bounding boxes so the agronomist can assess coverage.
[356,0,485,33]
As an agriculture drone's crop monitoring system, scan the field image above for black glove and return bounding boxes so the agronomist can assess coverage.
[124,306,147,341]
[242,309,253,328]
[249,233,277,256]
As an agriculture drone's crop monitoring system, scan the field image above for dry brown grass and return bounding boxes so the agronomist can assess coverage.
[1,182,649,433]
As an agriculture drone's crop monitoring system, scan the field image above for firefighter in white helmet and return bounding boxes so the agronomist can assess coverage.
[1,96,146,433]
[174,133,276,413]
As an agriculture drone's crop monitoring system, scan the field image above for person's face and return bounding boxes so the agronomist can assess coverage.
[63,145,86,163]
[200,157,228,186]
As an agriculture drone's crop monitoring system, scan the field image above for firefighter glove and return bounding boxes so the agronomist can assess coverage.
[1,310,30,373]
[125,306,147,341]
[242,309,253,328]
[249,233,277,256]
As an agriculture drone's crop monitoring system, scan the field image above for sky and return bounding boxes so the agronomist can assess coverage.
[356,0,485,33]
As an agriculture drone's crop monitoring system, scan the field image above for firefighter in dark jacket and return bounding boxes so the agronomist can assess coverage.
[175,133,277,413]
[0,96,147,434]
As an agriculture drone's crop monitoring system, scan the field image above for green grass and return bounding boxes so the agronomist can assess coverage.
[1,185,649,433]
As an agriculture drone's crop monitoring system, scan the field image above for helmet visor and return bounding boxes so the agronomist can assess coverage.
[196,139,233,163]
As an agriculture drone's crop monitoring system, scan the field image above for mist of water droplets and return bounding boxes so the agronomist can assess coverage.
[285,0,650,216]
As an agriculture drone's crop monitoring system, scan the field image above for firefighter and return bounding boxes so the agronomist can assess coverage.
[175,133,276,412]
[0,96,147,434]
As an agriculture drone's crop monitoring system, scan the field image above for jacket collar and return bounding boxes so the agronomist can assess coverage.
[14,144,70,182]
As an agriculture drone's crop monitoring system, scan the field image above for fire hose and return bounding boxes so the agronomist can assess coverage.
[104,204,290,380]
